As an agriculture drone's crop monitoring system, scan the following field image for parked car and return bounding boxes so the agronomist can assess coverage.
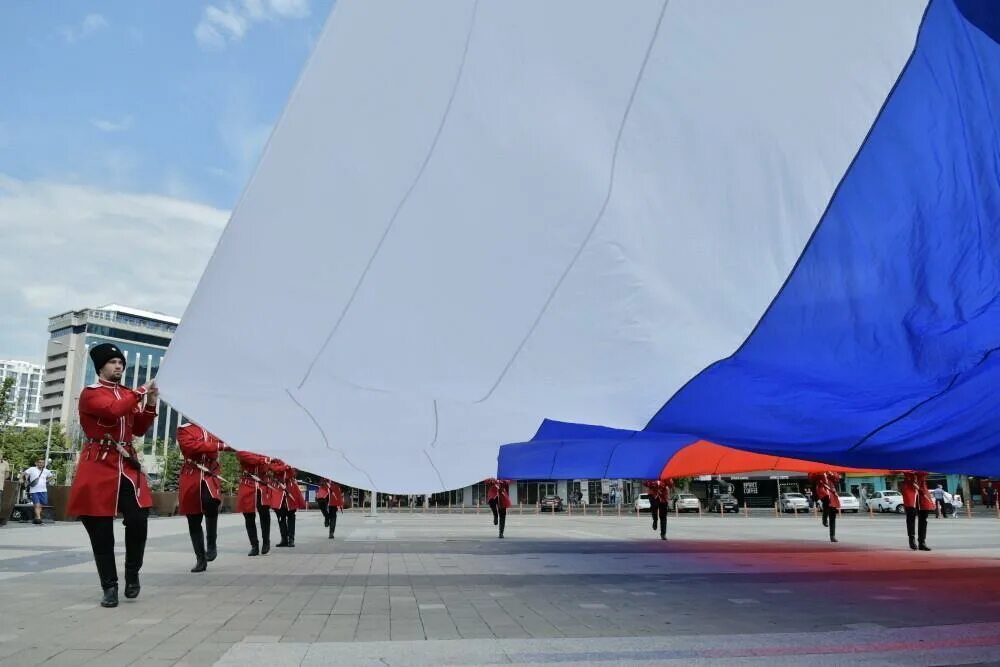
[539,495,564,512]
[634,493,651,513]
[837,493,860,513]
[866,490,905,513]
[671,493,701,513]
[780,492,809,513]
[708,494,739,513]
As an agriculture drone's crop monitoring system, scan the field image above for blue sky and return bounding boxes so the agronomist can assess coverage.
[1,1,334,361]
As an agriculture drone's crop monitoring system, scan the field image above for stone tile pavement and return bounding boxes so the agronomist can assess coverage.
[2,508,1000,665]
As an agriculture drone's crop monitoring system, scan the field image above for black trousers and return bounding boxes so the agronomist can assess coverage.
[488,498,506,533]
[823,503,837,538]
[274,505,296,541]
[905,507,929,543]
[650,499,659,528]
[319,501,339,535]
[243,490,270,545]
[656,503,669,538]
[186,482,221,554]
[81,476,149,589]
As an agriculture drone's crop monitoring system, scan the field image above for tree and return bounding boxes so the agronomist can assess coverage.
[218,451,240,495]
[0,376,16,456]
[160,442,182,491]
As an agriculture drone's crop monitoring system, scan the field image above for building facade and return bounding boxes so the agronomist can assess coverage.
[0,359,44,427]
[40,304,184,447]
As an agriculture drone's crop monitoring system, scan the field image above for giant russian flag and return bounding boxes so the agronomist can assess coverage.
[158,0,1000,493]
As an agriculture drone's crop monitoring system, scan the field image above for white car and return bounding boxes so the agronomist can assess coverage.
[780,493,809,513]
[837,494,860,513]
[634,493,651,513]
[672,493,702,513]
[866,490,905,514]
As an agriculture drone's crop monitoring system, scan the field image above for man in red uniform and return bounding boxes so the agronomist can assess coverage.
[815,472,841,543]
[271,460,306,547]
[237,450,274,556]
[67,343,158,608]
[177,422,232,572]
[485,478,512,538]
[901,471,935,551]
[316,478,344,539]
[643,479,674,540]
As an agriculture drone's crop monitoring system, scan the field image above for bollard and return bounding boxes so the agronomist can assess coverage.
[568,501,572,517]
[615,502,619,517]
[520,502,524,516]
[775,501,780,517]
[996,502,999,520]
[583,502,587,516]
[967,500,972,519]
[744,501,750,519]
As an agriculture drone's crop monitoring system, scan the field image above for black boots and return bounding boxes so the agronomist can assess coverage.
[328,511,337,539]
[261,540,271,555]
[908,535,918,550]
[276,513,289,547]
[190,525,208,573]
[205,513,218,562]
[287,512,296,548]
[102,585,119,608]
[248,542,260,557]
[96,553,119,608]
[919,542,932,551]
[124,569,141,599]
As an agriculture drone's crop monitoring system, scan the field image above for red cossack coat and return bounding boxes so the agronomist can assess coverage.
[485,479,512,509]
[270,461,307,510]
[236,451,274,512]
[643,480,673,504]
[177,423,229,515]
[316,480,344,508]
[68,379,156,517]
[901,472,937,511]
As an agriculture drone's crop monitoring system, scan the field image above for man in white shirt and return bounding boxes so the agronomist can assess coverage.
[22,459,55,525]
[931,484,946,519]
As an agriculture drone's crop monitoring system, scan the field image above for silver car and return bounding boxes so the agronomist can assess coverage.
[672,493,701,513]
[837,494,860,513]
[780,492,809,513]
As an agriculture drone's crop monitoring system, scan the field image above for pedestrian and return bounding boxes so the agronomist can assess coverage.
[485,478,511,538]
[237,450,273,556]
[67,343,158,608]
[21,458,55,525]
[316,478,344,539]
[271,460,306,547]
[932,484,946,518]
[901,471,934,551]
[177,422,232,573]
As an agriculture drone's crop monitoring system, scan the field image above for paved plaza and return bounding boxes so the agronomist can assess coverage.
[2,508,1000,665]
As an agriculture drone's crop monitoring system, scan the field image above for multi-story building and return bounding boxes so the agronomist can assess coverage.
[0,359,44,427]
[40,304,184,447]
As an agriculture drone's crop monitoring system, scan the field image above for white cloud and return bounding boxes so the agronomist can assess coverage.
[268,0,310,19]
[0,175,229,360]
[59,13,108,44]
[91,116,134,133]
[195,0,311,50]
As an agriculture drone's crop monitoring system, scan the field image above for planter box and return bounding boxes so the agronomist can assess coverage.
[221,494,238,514]
[48,485,73,521]
[1,481,22,525]
[151,491,178,517]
